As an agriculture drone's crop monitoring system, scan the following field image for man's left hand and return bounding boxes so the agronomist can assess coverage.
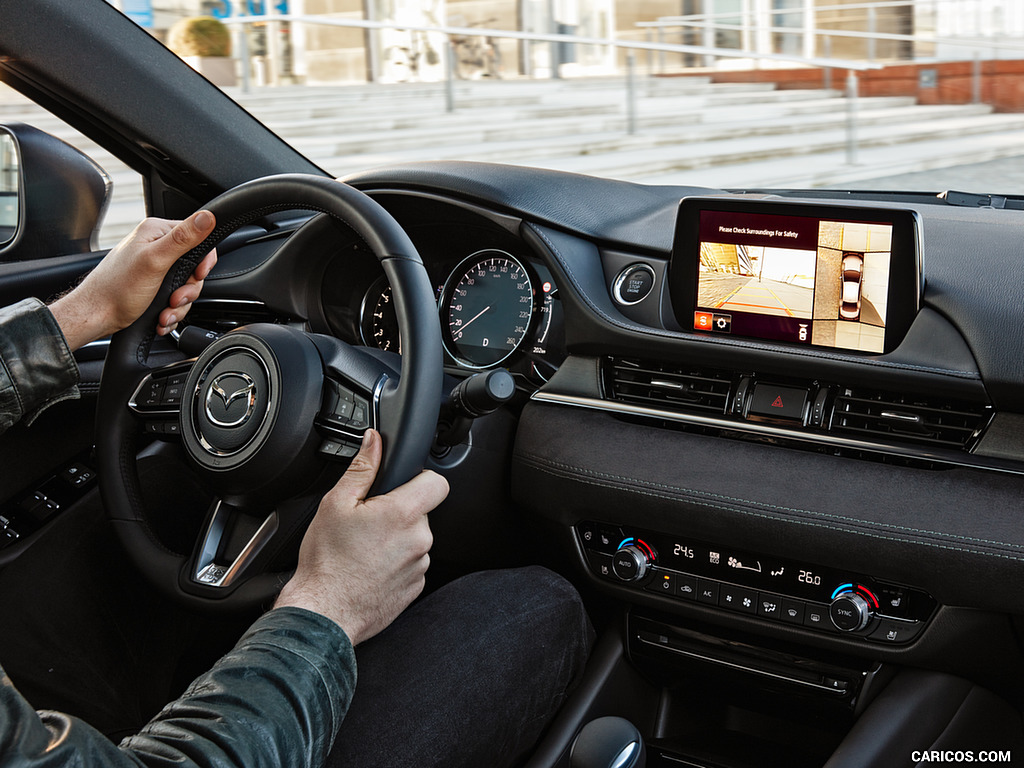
[49,210,218,351]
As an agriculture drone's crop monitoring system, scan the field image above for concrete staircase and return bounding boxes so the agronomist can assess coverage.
[2,76,1022,247]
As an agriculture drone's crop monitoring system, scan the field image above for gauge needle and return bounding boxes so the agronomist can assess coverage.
[456,305,491,335]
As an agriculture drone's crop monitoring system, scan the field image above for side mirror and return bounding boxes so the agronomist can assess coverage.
[0,132,17,247]
[0,122,111,261]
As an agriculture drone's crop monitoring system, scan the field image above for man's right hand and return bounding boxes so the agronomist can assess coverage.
[274,429,449,646]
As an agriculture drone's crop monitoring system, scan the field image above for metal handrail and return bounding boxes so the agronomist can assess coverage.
[636,18,1024,55]
[653,0,916,22]
[223,13,882,73]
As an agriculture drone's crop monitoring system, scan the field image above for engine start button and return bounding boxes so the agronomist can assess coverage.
[613,264,656,305]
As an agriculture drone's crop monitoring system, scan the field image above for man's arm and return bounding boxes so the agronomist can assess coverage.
[49,210,218,349]
[0,212,216,433]
[1,430,448,768]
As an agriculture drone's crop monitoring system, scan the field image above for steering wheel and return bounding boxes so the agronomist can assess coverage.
[95,174,442,610]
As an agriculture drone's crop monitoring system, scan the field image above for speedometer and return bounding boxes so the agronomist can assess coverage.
[441,250,533,368]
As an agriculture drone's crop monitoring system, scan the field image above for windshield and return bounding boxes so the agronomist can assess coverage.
[5,0,1024,247]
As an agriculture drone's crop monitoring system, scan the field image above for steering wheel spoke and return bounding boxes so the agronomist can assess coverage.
[191,498,280,589]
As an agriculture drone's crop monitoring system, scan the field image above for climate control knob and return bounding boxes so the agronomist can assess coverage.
[612,545,651,582]
[829,591,873,632]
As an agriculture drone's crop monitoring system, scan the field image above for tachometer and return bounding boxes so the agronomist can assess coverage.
[441,250,533,368]
[359,276,401,353]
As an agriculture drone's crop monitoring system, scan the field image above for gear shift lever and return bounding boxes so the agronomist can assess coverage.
[569,717,646,768]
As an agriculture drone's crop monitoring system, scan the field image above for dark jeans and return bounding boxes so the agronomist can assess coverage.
[329,566,594,768]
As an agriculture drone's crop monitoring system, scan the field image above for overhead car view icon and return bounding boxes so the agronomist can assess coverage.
[839,251,864,321]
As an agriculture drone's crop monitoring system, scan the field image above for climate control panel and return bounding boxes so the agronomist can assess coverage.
[577,521,936,645]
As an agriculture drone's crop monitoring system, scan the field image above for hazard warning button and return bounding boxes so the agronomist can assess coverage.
[748,383,809,422]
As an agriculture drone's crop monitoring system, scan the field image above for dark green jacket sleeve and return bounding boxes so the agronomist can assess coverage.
[0,298,80,434]
[0,607,356,768]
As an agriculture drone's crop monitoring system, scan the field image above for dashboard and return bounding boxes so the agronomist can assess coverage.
[335,165,1024,711]
[185,161,1024,726]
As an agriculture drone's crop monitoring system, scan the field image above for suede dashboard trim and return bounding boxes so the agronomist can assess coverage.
[512,402,1024,613]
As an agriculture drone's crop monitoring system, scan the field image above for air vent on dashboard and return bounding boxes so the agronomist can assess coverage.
[183,299,283,333]
[605,358,731,415]
[830,390,990,450]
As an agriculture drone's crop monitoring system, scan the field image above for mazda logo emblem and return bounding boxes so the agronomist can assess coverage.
[205,373,257,428]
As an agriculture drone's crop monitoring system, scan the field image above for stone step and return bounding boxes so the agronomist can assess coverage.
[636,129,1024,190]
[278,93,921,153]
[525,112,1024,180]
[304,103,999,171]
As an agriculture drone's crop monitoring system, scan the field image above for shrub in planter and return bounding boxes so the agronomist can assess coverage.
[167,16,236,86]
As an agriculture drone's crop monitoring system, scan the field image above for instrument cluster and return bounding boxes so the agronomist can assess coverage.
[321,230,565,388]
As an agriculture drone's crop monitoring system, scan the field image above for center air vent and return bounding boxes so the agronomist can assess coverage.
[605,358,731,415]
[830,389,991,450]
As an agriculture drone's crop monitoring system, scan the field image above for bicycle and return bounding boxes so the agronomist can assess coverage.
[449,17,502,80]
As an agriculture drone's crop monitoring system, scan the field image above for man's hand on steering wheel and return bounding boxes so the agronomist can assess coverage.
[276,428,449,646]
[50,210,219,350]
[96,175,445,611]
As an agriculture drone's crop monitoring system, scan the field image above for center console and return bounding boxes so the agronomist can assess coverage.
[576,521,935,647]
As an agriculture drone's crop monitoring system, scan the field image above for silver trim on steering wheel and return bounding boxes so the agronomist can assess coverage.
[193,500,279,588]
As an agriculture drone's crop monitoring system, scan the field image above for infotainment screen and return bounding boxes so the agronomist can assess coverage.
[670,198,920,354]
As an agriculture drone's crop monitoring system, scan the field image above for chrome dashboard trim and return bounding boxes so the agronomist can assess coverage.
[530,391,1013,476]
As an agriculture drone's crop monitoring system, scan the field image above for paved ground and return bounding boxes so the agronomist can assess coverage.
[717,277,814,319]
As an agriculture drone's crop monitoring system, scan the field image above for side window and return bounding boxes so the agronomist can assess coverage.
[0,81,145,255]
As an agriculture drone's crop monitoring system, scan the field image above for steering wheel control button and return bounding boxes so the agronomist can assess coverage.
[829,592,873,632]
[351,399,369,429]
[748,383,809,422]
[319,439,360,461]
[613,264,656,306]
[324,381,356,425]
[138,379,164,408]
[161,373,187,407]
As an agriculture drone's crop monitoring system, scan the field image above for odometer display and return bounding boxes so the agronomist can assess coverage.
[442,250,533,368]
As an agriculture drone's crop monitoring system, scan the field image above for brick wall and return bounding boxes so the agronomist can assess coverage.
[676,59,1024,112]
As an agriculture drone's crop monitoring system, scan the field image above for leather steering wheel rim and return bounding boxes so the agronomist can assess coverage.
[95,174,442,610]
